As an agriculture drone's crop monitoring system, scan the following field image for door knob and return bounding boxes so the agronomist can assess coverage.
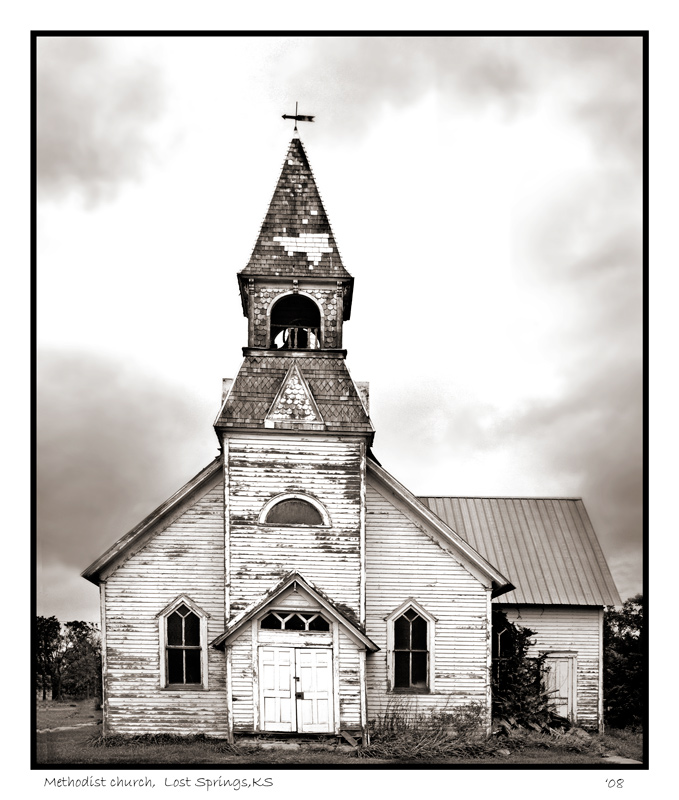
[295,691,305,700]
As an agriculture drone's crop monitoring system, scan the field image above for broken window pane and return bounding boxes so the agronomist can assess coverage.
[308,615,330,631]
[285,614,306,630]
[184,649,201,684]
[411,652,428,687]
[394,651,410,688]
[412,616,427,650]
[184,612,200,646]
[394,615,410,649]
[167,612,183,646]
[167,648,184,683]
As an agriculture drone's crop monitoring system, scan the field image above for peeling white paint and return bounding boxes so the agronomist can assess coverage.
[273,233,333,266]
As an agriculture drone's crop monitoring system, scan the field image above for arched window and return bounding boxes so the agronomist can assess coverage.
[393,609,428,690]
[157,596,209,689]
[259,494,330,527]
[387,600,436,693]
[270,294,321,349]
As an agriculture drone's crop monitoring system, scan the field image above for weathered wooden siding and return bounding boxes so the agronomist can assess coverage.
[230,627,255,733]
[338,629,362,729]
[365,482,491,719]
[502,605,602,729]
[227,434,362,620]
[103,480,228,736]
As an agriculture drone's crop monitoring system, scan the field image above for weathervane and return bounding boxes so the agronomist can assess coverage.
[282,101,315,132]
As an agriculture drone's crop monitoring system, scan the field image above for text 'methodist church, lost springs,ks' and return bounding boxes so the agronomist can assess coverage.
[82,131,621,741]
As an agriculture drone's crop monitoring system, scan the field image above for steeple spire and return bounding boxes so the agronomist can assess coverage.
[237,137,354,350]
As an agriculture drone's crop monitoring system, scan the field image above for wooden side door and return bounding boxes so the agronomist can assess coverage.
[544,655,575,722]
[295,647,334,733]
[259,647,296,732]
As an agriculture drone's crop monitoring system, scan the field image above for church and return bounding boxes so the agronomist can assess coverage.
[82,132,620,741]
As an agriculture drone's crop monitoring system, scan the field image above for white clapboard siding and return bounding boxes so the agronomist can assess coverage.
[365,482,491,718]
[227,435,362,617]
[230,627,255,733]
[338,629,362,730]
[104,482,228,736]
[502,606,602,728]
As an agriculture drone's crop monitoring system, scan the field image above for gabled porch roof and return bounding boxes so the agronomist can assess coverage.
[211,571,379,652]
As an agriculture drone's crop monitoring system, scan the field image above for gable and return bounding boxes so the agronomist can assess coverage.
[212,572,378,652]
[82,459,223,584]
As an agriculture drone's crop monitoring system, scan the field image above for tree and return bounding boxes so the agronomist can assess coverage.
[36,616,62,701]
[35,617,102,702]
[61,621,101,700]
[604,594,643,728]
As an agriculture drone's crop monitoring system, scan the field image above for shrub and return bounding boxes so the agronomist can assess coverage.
[359,698,494,760]
[492,609,565,732]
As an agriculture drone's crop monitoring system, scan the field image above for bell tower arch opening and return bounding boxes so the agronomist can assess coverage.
[270,293,321,349]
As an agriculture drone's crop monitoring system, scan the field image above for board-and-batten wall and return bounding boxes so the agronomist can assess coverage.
[102,480,228,736]
[364,482,491,719]
[226,434,363,620]
[502,606,603,729]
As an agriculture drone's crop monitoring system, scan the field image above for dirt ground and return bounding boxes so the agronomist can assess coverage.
[36,699,102,731]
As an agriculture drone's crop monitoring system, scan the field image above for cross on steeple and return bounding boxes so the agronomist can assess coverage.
[281,102,315,131]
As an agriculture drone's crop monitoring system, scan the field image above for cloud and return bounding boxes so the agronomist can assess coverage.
[37,349,218,619]
[274,36,641,164]
[37,37,165,206]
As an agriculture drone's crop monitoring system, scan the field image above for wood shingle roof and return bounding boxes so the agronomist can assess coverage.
[215,351,373,436]
[239,136,352,282]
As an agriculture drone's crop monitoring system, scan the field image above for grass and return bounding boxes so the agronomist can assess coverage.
[34,699,643,766]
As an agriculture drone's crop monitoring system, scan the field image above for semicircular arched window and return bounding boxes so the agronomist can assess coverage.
[264,498,324,526]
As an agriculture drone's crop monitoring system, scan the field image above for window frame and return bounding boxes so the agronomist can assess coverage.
[157,595,210,690]
[385,599,436,694]
[258,493,331,527]
[258,610,331,632]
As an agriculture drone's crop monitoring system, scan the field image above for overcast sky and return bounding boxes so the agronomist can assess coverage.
[36,35,643,622]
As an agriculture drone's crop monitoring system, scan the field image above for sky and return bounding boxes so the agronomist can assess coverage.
[36,34,643,623]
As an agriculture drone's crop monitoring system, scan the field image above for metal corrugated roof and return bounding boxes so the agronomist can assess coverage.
[418,497,621,606]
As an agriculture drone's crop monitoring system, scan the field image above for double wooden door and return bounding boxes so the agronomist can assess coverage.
[259,646,334,733]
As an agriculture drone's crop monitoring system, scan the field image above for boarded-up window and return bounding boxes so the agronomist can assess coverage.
[265,499,324,526]
[166,604,202,685]
[393,608,428,691]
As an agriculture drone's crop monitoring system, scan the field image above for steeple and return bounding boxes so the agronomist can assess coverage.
[237,137,354,351]
[216,136,372,441]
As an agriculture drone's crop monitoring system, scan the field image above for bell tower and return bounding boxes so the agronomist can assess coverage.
[236,133,353,352]
[215,133,373,627]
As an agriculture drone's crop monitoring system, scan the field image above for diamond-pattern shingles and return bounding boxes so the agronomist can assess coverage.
[240,137,352,280]
[216,354,372,434]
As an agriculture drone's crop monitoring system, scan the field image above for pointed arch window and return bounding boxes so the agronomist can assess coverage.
[157,596,210,689]
[386,600,436,694]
